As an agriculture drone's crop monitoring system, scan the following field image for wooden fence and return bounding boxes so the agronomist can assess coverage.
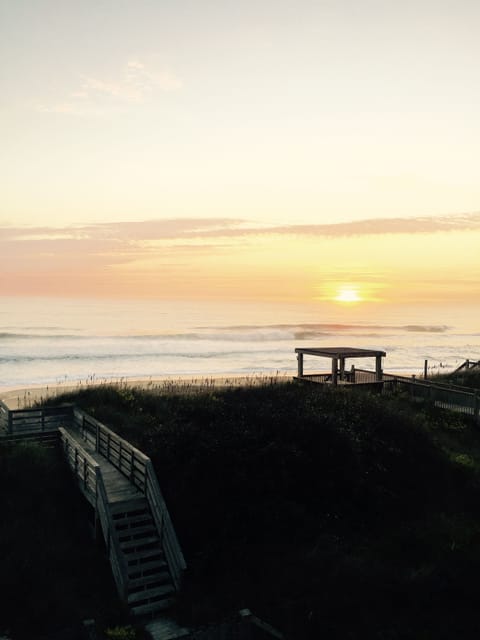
[354,370,480,422]
[297,367,480,423]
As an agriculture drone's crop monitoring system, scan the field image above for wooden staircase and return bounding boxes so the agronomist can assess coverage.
[112,497,176,616]
[56,408,186,619]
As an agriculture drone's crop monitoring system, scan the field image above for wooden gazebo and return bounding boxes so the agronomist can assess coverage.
[295,347,386,385]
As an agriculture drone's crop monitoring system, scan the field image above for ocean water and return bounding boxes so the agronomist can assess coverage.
[0,296,479,389]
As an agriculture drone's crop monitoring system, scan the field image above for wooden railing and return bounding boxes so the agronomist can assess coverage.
[297,367,480,423]
[73,408,148,492]
[0,400,10,432]
[3,404,74,436]
[59,427,98,502]
[72,407,186,589]
[382,373,479,420]
[297,373,332,384]
[350,370,480,422]
[144,459,186,590]
[58,427,128,601]
[453,359,480,374]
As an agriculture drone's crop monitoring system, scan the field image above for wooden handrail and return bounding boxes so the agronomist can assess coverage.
[0,400,10,432]
[145,460,186,590]
[58,427,99,498]
[73,408,148,490]
[95,468,129,602]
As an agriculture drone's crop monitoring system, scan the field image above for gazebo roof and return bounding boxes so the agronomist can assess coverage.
[295,347,386,359]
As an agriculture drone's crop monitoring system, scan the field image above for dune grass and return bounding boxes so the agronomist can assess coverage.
[432,366,480,390]
[47,380,480,639]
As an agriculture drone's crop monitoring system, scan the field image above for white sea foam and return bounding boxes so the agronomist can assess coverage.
[0,297,478,388]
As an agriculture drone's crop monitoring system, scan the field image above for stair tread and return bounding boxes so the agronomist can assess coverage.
[128,559,167,578]
[130,598,175,617]
[128,584,175,605]
[121,535,160,552]
[116,516,154,530]
[110,498,149,515]
[128,571,172,591]
[127,548,165,563]
[118,524,157,541]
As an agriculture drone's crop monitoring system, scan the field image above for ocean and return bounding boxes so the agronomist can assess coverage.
[0,296,479,390]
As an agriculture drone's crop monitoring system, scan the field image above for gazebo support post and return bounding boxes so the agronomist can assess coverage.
[297,352,304,378]
[339,357,345,381]
[375,355,383,381]
[332,358,338,385]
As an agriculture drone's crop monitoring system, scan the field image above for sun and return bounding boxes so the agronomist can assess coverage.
[334,286,362,303]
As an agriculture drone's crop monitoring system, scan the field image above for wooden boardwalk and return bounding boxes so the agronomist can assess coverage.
[60,409,186,618]
[0,401,186,619]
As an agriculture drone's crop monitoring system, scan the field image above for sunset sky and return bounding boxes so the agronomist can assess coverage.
[2,1,480,306]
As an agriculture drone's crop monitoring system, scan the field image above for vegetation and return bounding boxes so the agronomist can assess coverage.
[49,380,480,639]
[433,365,480,391]
[0,442,125,639]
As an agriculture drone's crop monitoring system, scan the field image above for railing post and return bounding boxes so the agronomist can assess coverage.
[130,450,135,483]
[475,391,479,425]
[84,458,87,490]
[75,448,78,476]
[8,410,13,434]
[96,423,99,452]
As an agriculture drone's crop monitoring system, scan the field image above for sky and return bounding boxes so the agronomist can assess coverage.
[1,0,480,307]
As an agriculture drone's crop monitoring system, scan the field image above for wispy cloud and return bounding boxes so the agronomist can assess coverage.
[3,212,480,245]
[37,58,183,116]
